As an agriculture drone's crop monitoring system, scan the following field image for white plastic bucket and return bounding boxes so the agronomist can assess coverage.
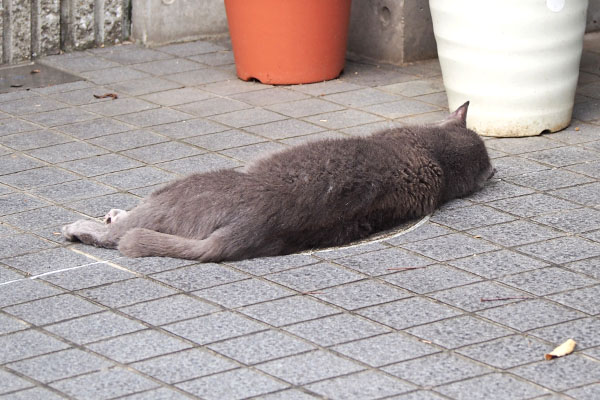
[430,0,589,137]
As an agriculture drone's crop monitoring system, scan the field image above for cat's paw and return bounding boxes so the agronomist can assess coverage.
[62,219,96,241]
[104,209,127,224]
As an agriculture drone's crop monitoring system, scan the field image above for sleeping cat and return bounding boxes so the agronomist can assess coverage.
[62,101,494,261]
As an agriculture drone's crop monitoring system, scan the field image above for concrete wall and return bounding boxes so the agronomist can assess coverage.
[1,0,130,65]
[131,0,228,46]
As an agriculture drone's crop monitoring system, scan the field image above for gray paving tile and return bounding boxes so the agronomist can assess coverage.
[469,220,564,247]
[305,370,414,400]
[95,166,174,190]
[58,118,135,140]
[50,367,159,400]
[114,107,193,128]
[0,167,78,190]
[525,146,600,167]
[0,279,63,307]
[81,66,151,85]
[117,387,191,400]
[185,129,263,151]
[0,119,41,136]
[313,242,391,261]
[243,118,324,140]
[190,49,234,65]
[384,352,492,387]
[336,247,435,277]
[311,280,411,310]
[457,334,551,369]
[163,311,266,345]
[256,389,319,400]
[533,208,600,234]
[78,277,177,307]
[175,97,252,117]
[228,254,319,275]
[32,179,116,203]
[131,348,237,384]
[547,285,600,315]
[266,98,345,118]
[176,368,288,400]
[486,136,560,154]
[140,87,213,107]
[291,79,362,96]
[88,129,167,151]
[380,78,445,96]
[208,329,315,365]
[41,263,135,290]
[96,45,171,64]
[4,294,103,326]
[490,156,550,179]
[383,264,481,294]
[516,237,600,264]
[109,256,195,275]
[0,312,28,334]
[48,86,121,106]
[6,348,113,383]
[567,159,600,179]
[158,153,242,175]
[0,154,44,175]
[332,332,438,367]
[573,99,600,121]
[0,96,67,115]
[232,87,309,107]
[122,141,204,164]
[468,180,535,203]
[87,329,191,363]
[340,120,403,137]
[119,294,218,326]
[303,109,384,129]
[165,68,233,86]
[477,299,583,331]
[511,355,600,392]
[358,297,461,330]
[504,168,594,191]
[240,296,339,327]
[401,233,500,262]
[0,387,66,400]
[209,108,287,129]
[565,257,600,279]
[68,193,140,217]
[220,141,286,163]
[0,233,55,258]
[284,313,390,347]
[200,79,270,96]
[436,372,548,400]
[82,97,157,117]
[265,262,362,292]
[26,141,107,163]
[0,329,70,364]
[431,205,516,231]
[0,130,72,151]
[256,350,364,385]
[431,281,532,312]
[364,99,440,119]
[488,193,580,218]
[151,263,248,291]
[550,182,600,207]
[322,88,401,108]
[499,267,596,296]
[407,315,512,348]
[22,107,99,128]
[0,193,50,216]
[1,205,80,231]
[39,52,117,72]
[110,77,183,96]
[565,383,600,400]
[157,40,227,56]
[149,118,229,140]
[45,311,145,344]
[390,390,447,400]
[529,317,600,349]
[194,278,293,308]
[0,369,33,394]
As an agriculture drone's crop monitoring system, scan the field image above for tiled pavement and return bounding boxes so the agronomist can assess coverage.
[0,33,600,399]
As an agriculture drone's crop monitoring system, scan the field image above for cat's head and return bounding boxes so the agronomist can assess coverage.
[423,102,495,201]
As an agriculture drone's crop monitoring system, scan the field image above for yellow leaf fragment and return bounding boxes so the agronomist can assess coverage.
[545,338,576,360]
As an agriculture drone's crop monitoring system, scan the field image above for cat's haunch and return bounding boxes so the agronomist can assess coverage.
[63,101,494,261]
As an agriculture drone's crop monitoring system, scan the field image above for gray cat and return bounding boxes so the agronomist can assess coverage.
[62,101,494,261]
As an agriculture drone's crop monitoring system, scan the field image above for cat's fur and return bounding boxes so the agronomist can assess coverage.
[62,102,494,261]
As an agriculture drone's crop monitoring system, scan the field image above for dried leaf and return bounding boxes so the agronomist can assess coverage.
[545,339,576,360]
[31,69,41,74]
[10,84,23,88]
[93,93,119,100]
[574,127,580,131]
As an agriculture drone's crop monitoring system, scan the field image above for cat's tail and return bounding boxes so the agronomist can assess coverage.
[117,228,226,261]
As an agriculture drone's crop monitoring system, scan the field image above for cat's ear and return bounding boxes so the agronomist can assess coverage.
[448,101,469,126]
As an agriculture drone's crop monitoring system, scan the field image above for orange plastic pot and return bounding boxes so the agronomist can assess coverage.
[224,0,352,85]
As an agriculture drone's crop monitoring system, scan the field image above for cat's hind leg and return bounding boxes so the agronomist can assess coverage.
[117,228,230,261]
[62,219,118,248]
